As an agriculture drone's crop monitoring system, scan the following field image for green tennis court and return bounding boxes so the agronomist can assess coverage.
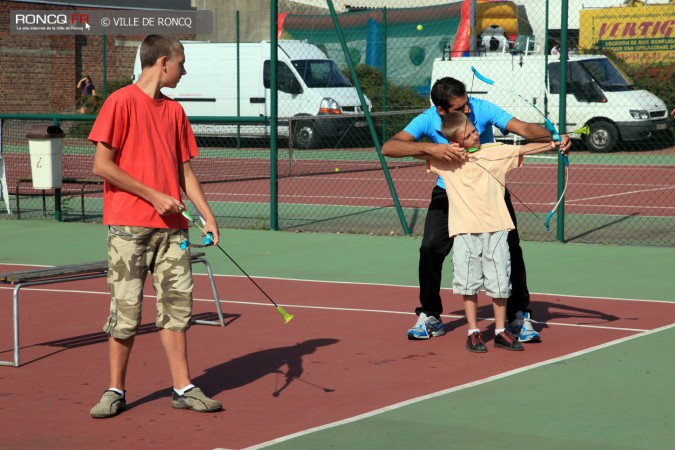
[1,220,673,449]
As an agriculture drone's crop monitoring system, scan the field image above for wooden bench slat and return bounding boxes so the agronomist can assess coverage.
[0,262,107,283]
[0,252,206,284]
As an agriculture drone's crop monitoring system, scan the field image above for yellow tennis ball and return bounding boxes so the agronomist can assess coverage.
[416,24,423,31]
[335,168,340,172]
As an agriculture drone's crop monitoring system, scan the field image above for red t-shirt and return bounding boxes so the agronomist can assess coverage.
[89,84,198,229]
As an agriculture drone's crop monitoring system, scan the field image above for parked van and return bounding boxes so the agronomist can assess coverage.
[133,40,371,148]
[431,51,670,152]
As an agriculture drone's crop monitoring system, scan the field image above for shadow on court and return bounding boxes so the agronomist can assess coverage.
[1,312,240,367]
[127,338,340,409]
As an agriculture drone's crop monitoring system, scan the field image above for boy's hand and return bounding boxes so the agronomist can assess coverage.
[554,134,572,156]
[201,220,219,245]
[151,192,183,216]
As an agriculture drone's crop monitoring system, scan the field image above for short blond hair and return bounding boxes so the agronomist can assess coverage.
[441,111,471,141]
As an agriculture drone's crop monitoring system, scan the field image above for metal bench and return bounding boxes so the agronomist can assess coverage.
[15,177,104,221]
[0,252,224,367]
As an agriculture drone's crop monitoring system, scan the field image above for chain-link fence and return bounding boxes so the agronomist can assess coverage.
[1,1,673,247]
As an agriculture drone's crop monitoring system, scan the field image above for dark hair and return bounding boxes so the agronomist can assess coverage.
[430,77,467,109]
[139,35,183,69]
[441,111,470,140]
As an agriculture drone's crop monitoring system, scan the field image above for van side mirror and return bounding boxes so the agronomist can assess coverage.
[573,81,606,103]
[287,78,303,95]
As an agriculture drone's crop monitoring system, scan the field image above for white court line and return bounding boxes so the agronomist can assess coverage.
[2,270,671,304]
[564,204,675,211]
[567,185,675,203]
[207,192,417,201]
[1,275,670,334]
[241,322,675,450]
[205,187,675,210]
[200,273,675,304]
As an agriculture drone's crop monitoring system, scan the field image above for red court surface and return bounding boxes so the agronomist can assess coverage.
[1,271,674,449]
[199,162,674,216]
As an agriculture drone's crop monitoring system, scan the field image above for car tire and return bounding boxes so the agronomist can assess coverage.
[584,120,618,153]
[292,120,316,149]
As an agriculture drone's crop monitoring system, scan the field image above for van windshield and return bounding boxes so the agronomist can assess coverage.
[577,58,636,92]
[292,60,353,88]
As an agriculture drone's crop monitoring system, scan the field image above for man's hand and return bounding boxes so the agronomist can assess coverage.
[383,131,464,161]
[428,142,465,162]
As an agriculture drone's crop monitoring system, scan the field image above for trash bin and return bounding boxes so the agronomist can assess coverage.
[26,125,65,189]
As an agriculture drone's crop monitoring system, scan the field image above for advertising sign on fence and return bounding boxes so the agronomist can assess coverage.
[579,5,675,65]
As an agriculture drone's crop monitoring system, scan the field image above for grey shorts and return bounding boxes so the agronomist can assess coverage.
[103,225,193,339]
[451,230,511,299]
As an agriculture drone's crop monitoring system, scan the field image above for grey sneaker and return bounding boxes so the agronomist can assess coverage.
[90,390,126,418]
[172,387,222,412]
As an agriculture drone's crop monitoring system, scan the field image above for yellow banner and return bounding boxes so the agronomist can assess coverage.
[579,5,675,65]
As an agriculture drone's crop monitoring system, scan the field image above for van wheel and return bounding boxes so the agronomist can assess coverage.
[292,121,316,149]
[584,121,618,153]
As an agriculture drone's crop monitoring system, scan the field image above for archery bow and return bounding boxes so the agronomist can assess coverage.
[470,66,569,230]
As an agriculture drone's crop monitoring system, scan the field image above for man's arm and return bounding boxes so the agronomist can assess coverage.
[180,160,220,244]
[92,141,182,216]
[505,117,572,155]
[382,130,463,162]
[517,141,556,156]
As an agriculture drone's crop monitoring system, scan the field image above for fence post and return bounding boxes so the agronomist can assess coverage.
[382,7,387,143]
[270,0,279,230]
[325,0,411,236]
[236,11,241,150]
[557,0,569,242]
[51,118,62,221]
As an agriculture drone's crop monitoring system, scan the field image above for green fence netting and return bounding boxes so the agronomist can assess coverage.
[1,0,673,247]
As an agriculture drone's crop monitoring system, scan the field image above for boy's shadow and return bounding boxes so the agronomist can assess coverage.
[439,300,622,339]
[129,338,339,408]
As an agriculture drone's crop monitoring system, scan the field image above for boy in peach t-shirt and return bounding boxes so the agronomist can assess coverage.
[428,111,555,353]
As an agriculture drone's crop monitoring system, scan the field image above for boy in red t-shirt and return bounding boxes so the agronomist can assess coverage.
[88,35,221,418]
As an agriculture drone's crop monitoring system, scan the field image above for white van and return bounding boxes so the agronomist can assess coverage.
[133,40,371,148]
[431,51,670,152]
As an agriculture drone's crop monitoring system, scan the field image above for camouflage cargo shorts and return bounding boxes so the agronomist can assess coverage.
[103,225,193,339]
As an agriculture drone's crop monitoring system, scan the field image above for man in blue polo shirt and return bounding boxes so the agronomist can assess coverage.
[382,77,571,343]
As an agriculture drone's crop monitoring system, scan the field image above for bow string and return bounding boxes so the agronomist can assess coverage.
[469,66,570,230]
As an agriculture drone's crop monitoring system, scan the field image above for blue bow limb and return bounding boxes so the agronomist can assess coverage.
[203,232,214,246]
[471,66,494,85]
[544,211,555,231]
